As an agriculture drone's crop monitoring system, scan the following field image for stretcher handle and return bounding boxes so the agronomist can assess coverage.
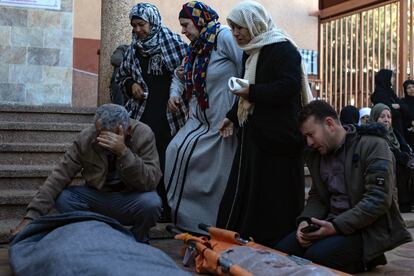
[198,223,210,232]
[165,224,182,235]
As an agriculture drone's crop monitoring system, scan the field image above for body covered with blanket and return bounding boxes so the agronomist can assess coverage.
[9,211,189,276]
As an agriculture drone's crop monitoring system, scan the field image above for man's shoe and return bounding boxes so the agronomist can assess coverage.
[366,254,387,270]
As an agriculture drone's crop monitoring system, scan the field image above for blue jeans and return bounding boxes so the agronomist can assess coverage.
[275,231,364,274]
[55,185,161,242]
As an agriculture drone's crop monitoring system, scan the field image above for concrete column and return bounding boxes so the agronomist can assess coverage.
[98,0,134,105]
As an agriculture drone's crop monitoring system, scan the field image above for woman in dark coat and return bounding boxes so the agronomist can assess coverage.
[370,69,407,135]
[217,1,313,246]
[116,3,187,220]
[370,103,414,212]
[402,80,414,149]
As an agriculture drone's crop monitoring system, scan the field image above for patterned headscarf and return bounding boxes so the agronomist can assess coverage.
[180,1,221,110]
[116,3,188,131]
[127,3,187,74]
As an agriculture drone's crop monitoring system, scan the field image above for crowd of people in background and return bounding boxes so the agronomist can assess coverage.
[11,1,414,275]
[337,69,414,212]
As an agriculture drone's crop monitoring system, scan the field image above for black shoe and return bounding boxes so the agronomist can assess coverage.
[366,254,387,270]
[158,210,172,223]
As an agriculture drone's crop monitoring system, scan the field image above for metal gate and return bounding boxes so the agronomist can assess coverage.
[319,0,414,110]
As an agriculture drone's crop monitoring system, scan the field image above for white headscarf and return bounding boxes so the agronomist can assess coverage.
[358,107,371,126]
[227,1,314,125]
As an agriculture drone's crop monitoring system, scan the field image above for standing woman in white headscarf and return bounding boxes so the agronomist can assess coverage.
[217,1,313,246]
[358,107,371,126]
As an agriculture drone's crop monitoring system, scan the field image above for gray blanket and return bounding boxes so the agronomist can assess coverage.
[9,211,189,276]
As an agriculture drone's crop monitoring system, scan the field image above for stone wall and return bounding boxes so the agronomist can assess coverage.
[0,0,73,105]
[72,0,100,107]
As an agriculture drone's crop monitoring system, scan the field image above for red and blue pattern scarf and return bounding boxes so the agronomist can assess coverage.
[182,1,220,110]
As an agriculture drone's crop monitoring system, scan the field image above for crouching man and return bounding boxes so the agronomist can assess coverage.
[276,100,412,273]
[11,104,162,242]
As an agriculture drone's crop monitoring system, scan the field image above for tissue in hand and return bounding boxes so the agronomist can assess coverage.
[228,77,249,91]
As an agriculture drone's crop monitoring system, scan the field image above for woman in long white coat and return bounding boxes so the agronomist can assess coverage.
[164,1,242,233]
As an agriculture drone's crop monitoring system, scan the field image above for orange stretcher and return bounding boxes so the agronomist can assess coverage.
[168,224,351,276]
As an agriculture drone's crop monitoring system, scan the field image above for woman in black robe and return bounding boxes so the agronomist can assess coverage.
[217,1,313,246]
[370,69,407,135]
[116,3,187,221]
[402,80,414,149]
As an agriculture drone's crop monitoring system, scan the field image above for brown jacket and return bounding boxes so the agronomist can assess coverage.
[25,119,162,219]
[301,124,412,262]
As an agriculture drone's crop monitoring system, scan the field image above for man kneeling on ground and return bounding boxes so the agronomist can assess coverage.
[11,104,162,242]
[275,100,412,273]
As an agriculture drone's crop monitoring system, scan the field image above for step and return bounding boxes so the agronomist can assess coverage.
[0,189,36,205]
[0,165,84,190]
[0,165,53,178]
[0,122,90,143]
[0,104,95,124]
[0,143,70,165]
[0,177,46,190]
[0,219,20,244]
[0,122,90,131]
[0,190,37,220]
[402,212,414,228]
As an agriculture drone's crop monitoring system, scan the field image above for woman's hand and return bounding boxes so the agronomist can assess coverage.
[391,103,400,109]
[219,118,234,138]
[131,83,145,101]
[175,65,185,81]
[168,96,181,112]
[231,79,250,100]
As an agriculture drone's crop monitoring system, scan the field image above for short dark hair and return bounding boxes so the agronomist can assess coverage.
[298,100,339,127]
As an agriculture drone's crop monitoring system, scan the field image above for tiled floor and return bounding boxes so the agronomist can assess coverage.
[0,244,12,276]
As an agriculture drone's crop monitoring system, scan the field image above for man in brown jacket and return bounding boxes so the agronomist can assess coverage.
[276,100,412,273]
[11,104,162,242]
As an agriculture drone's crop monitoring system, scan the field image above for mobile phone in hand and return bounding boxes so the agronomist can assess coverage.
[301,224,321,233]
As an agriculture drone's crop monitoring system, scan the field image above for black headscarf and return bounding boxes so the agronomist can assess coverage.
[339,105,359,125]
[402,80,414,149]
[371,69,399,106]
[375,69,393,89]
[403,80,414,105]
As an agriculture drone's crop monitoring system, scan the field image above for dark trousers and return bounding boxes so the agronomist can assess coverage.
[55,185,161,242]
[275,231,364,274]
